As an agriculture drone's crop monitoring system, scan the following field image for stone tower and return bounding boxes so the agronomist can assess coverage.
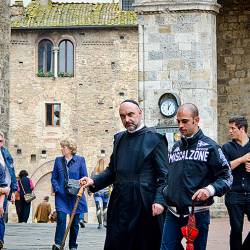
[135,0,220,141]
[0,0,10,137]
[134,0,227,215]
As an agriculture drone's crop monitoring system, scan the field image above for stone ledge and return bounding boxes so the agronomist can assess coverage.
[134,1,221,14]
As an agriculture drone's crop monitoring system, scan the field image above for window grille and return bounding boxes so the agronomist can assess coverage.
[122,0,135,10]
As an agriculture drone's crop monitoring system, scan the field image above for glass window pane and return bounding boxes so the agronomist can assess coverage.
[66,41,73,74]
[47,42,53,72]
[59,41,66,73]
[38,40,53,73]
[46,104,52,126]
[38,45,45,71]
[53,104,61,126]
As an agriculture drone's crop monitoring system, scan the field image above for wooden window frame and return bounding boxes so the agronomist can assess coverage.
[45,103,61,127]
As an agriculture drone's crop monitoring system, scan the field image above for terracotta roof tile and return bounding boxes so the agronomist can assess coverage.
[11,0,137,28]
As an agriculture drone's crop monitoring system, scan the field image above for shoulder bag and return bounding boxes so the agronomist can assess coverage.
[19,179,36,203]
[61,157,80,196]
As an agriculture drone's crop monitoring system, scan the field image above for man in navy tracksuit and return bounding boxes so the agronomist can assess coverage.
[161,103,233,250]
[222,116,250,250]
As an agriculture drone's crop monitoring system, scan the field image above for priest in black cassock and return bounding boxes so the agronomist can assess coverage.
[81,99,169,250]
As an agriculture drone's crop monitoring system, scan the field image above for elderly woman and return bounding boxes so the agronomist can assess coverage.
[51,139,88,250]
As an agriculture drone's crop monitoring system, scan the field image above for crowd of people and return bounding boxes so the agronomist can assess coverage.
[0,99,249,250]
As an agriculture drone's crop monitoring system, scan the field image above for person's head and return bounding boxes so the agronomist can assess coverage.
[44,196,49,202]
[228,116,248,140]
[176,103,200,137]
[18,170,29,179]
[95,158,105,174]
[119,99,142,132]
[60,139,77,157]
[0,131,5,148]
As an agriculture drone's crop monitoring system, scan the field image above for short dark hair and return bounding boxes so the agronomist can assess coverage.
[178,103,199,117]
[18,170,29,178]
[229,116,248,132]
[121,99,140,108]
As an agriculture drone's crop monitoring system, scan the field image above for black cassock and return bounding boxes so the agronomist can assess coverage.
[90,127,169,250]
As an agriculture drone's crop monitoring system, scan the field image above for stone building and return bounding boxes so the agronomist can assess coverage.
[9,0,138,222]
[7,0,250,222]
[0,0,10,136]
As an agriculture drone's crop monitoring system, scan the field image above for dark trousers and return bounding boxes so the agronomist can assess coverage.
[225,192,250,250]
[19,198,31,223]
[54,211,80,249]
[161,210,210,250]
[15,200,22,222]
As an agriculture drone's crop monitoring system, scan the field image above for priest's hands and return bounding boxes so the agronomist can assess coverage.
[152,203,164,216]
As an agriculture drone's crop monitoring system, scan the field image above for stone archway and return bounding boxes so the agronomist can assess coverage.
[31,160,55,222]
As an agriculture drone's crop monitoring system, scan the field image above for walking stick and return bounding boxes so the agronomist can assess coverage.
[60,186,85,250]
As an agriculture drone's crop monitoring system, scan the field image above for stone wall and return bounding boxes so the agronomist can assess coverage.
[135,0,220,141]
[9,28,138,222]
[217,0,250,144]
[0,0,10,137]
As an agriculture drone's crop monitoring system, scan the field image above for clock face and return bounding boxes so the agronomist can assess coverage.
[160,99,177,117]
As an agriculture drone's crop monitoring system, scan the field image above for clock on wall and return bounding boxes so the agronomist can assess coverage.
[158,93,179,118]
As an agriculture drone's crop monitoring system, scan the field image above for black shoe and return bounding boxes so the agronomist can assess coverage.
[52,244,60,250]
[97,224,102,229]
[79,220,85,228]
[0,240,3,250]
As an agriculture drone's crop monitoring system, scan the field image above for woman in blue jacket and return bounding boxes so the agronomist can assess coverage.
[51,139,88,250]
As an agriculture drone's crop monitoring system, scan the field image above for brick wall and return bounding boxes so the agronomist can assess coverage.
[9,28,138,222]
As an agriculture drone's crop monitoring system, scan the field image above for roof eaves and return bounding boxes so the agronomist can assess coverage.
[11,24,138,30]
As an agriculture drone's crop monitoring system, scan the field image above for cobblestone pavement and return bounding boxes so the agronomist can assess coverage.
[3,218,249,250]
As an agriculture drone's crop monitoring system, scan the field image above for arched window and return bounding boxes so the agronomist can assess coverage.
[38,39,53,75]
[59,40,74,76]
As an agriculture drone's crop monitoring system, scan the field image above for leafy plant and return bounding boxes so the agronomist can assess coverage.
[37,68,45,77]
[37,69,54,77]
[58,72,73,77]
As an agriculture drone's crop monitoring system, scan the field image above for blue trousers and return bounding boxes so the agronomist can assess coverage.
[161,210,210,250]
[0,198,8,242]
[54,211,80,249]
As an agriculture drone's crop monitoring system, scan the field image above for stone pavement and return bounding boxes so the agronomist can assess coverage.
[3,218,249,250]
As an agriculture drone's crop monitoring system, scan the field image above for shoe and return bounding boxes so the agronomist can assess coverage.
[97,224,102,229]
[52,244,61,250]
[0,240,3,250]
[79,220,85,228]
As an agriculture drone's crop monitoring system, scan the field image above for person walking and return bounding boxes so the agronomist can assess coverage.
[0,131,18,223]
[51,139,88,250]
[222,116,250,250]
[161,103,233,250]
[91,158,110,229]
[81,99,169,250]
[0,162,11,249]
[17,170,34,223]
[34,196,52,223]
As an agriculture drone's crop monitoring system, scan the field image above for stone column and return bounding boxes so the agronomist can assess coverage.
[135,0,220,140]
[0,0,10,137]
[53,47,59,78]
